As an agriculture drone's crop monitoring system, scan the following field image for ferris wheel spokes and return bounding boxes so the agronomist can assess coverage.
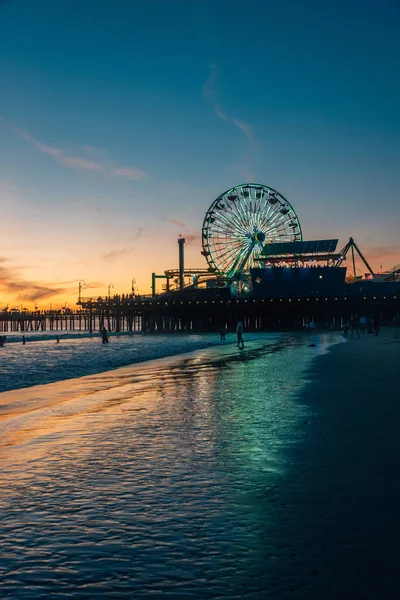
[201,183,302,277]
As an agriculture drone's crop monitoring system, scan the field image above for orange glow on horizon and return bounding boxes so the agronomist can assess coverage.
[1,244,399,310]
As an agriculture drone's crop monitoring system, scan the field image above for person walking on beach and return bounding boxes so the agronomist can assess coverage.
[101,326,109,344]
[373,313,380,336]
[56,336,60,343]
[236,319,244,349]
[0,335,5,347]
[219,325,226,341]
[22,335,26,345]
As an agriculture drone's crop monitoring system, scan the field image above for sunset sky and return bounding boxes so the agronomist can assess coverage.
[1,0,400,308]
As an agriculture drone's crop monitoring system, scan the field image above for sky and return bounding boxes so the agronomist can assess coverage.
[1,0,400,308]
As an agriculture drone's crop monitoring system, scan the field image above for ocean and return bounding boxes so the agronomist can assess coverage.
[0,331,245,393]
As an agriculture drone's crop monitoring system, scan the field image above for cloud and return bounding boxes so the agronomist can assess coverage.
[112,166,146,180]
[364,246,400,262]
[5,282,65,302]
[101,248,133,262]
[169,218,188,231]
[134,226,145,241]
[55,279,104,289]
[12,124,146,180]
[202,63,255,142]
[0,261,67,302]
[84,281,104,290]
[185,233,201,245]
[167,219,200,246]
[0,258,105,304]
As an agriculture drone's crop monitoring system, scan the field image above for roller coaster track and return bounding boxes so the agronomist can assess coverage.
[382,264,400,281]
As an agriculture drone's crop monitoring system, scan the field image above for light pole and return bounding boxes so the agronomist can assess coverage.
[78,280,86,303]
[108,283,114,299]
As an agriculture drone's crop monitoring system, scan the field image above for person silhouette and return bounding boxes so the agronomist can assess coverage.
[236,319,244,349]
[350,317,360,339]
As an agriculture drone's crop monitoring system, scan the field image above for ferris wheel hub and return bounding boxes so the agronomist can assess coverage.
[255,231,266,243]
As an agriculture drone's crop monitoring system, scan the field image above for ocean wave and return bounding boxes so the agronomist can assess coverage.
[0,333,279,393]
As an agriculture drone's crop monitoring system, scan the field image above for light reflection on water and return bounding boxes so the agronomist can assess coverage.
[0,334,343,599]
[0,333,243,393]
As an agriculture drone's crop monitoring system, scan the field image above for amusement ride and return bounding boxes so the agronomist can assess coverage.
[201,183,302,279]
[150,182,400,295]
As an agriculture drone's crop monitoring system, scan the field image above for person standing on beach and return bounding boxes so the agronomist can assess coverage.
[22,335,26,345]
[350,316,360,339]
[236,319,244,349]
[359,316,367,333]
[373,313,380,336]
[220,325,226,341]
[101,326,109,344]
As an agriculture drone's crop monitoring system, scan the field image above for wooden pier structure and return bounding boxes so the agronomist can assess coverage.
[1,286,399,334]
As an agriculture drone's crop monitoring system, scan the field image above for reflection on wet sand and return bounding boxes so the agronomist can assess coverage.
[0,339,291,464]
[0,334,342,599]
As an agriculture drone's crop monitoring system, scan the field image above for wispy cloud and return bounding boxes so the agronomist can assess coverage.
[0,260,67,302]
[185,233,201,245]
[112,166,146,180]
[169,218,188,231]
[12,124,146,180]
[202,63,255,142]
[168,219,200,246]
[364,246,400,262]
[0,260,105,302]
[134,227,145,241]
[84,281,104,290]
[101,234,144,262]
[101,248,133,262]
[55,279,104,289]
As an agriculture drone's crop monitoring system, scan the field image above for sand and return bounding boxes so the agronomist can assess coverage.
[272,328,400,598]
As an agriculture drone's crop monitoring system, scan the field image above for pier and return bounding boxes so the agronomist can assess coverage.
[1,287,399,334]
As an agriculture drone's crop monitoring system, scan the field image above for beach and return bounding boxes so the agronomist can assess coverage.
[275,328,400,599]
[1,330,399,598]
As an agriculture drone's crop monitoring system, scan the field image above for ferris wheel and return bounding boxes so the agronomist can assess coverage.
[201,183,302,278]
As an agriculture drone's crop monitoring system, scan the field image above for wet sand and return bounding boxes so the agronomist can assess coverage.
[1,330,399,598]
[0,336,281,460]
[273,327,400,599]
